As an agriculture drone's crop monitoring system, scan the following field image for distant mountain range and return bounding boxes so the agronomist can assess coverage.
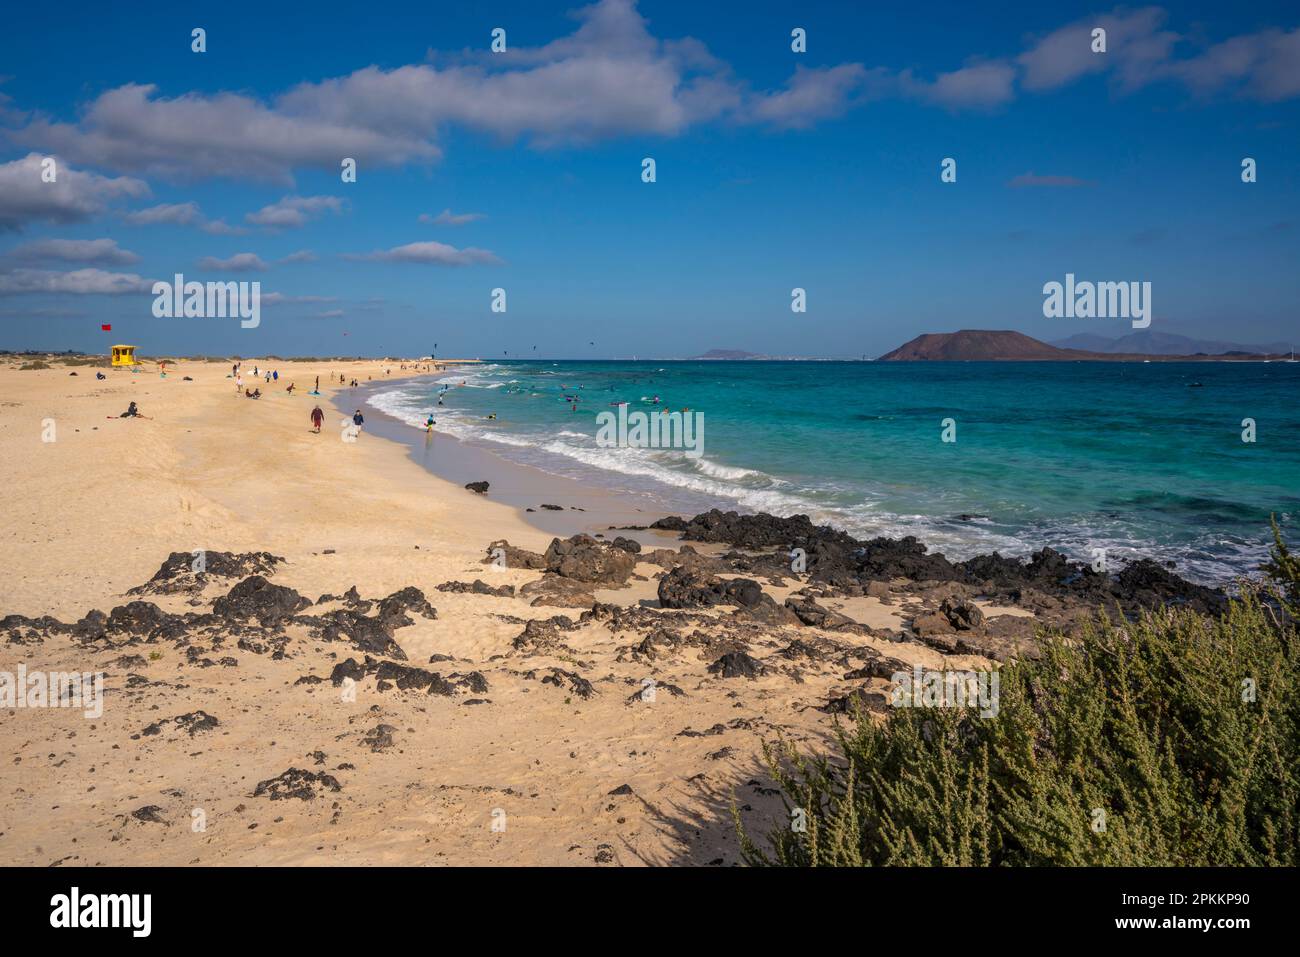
[689,332,1296,362]
[1049,330,1295,356]
[692,349,765,360]
[878,330,1290,361]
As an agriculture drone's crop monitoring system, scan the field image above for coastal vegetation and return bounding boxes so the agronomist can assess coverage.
[739,525,1300,866]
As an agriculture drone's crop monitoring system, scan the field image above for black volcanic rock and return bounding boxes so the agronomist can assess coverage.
[139,711,219,738]
[940,597,984,631]
[544,534,637,585]
[323,655,486,697]
[375,586,437,630]
[657,567,766,610]
[483,540,548,570]
[253,768,342,801]
[647,509,1225,617]
[436,579,516,597]
[708,651,766,679]
[128,550,285,595]
[313,608,407,659]
[213,576,310,626]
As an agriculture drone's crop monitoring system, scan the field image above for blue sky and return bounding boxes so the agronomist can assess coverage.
[0,0,1297,357]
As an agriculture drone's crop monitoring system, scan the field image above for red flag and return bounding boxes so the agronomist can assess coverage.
[101,324,112,331]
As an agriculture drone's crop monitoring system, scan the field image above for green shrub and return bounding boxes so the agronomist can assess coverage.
[739,586,1299,866]
[1263,515,1300,615]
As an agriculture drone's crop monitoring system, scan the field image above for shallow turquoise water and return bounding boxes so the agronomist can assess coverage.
[368,360,1300,584]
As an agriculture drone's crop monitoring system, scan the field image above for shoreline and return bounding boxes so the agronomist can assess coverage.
[343,375,688,547]
[0,353,1251,867]
[346,364,1274,589]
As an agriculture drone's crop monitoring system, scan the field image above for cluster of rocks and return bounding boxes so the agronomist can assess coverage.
[2,552,440,668]
[649,509,1226,616]
[136,711,220,738]
[307,655,489,698]
[252,768,342,801]
[126,550,284,596]
[436,580,516,597]
[481,534,650,608]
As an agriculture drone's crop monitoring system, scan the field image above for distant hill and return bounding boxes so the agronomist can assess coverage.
[878,330,1072,361]
[692,349,764,360]
[878,329,1281,362]
[1050,330,1292,356]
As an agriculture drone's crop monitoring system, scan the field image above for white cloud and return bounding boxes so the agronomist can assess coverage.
[747,65,872,128]
[4,238,140,265]
[124,201,244,234]
[196,252,269,272]
[246,195,344,229]
[1168,27,1300,101]
[420,209,486,226]
[907,61,1018,109]
[278,250,317,264]
[9,0,1295,189]
[1016,7,1299,100]
[261,292,337,305]
[0,267,153,295]
[0,153,148,231]
[15,83,437,184]
[1017,9,1174,91]
[124,200,202,226]
[344,241,502,266]
[5,0,871,181]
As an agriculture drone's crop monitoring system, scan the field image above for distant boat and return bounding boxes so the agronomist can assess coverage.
[1287,349,1298,363]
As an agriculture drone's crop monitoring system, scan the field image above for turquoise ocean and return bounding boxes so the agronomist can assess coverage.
[367,360,1300,585]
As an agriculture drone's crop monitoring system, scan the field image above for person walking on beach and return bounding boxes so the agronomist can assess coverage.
[352,409,365,431]
[236,374,243,393]
[311,405,324,433]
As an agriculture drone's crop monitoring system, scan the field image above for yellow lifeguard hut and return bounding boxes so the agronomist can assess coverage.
[110,344,138,367]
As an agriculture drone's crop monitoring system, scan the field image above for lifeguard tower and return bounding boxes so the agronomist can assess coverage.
[110,345,138,367]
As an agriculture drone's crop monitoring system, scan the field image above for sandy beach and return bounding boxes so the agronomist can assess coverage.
[0,354,1223,866]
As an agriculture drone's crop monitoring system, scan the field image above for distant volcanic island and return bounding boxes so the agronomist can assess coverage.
[877,330,1283,361]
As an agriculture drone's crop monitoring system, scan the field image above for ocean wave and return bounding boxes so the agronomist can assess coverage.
[534,438,820,516]
[363,367,1276,586]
